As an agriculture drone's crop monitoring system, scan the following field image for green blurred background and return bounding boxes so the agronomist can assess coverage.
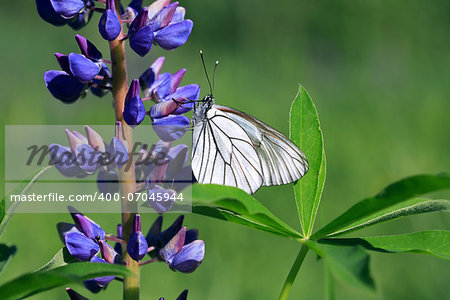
[1,0,449,299]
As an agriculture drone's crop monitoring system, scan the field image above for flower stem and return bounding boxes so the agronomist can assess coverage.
[109,1,139,299]
[278,244,309,300]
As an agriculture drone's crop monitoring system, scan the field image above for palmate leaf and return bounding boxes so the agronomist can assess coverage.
[289,86,326,238]
[306,240,375,292]
[0,262,132,300]
[323,198,449,237]
[321,230,450,260]
[313,173,450,239]
[189,184,302,239]
[0,166,53,237]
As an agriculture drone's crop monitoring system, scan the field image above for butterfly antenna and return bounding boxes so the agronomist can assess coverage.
[200,50,213,96]
[212,60,219,94]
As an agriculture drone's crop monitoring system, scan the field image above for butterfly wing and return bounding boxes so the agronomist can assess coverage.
[192,107,264,194]
[214,105,309,187]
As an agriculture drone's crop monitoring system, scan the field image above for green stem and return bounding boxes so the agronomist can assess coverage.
[110,1,139,299]
[278,244,309,300]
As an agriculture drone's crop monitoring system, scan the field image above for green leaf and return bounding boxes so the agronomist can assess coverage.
[0,262,132,300]
[321,230,450,260]
[37,247,78,272]
[313,173,450,239]
[306,240,375,292]
[0,166,53,236]
[189,184,302,239]
[0,244,17,276]
[289,86,326,238]
[324,198,450,237]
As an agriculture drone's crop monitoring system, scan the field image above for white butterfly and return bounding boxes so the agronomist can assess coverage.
[191,94,309,194]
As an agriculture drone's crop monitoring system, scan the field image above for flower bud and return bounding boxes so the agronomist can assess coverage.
[123,79,146,126]
[85,126,106,152]
[127,230,148,261]
[49,144,86,177]
[99,0,121,41]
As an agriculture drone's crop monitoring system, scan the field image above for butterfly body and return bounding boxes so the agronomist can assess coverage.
[191,95,309,194]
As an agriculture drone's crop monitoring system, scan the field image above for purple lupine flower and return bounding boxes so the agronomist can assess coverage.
[152,115,191,142]
[145,216,205,273]
[159,227,205,273]
[128,1,193,56]
[123,79,146,126]
[44,36,110,102]
[99,0,121,41]
[50,126,129,178]
[127,214,149,261]
[60,208,120,292]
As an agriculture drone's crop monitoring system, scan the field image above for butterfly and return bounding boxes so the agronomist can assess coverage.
[191,94,309,194]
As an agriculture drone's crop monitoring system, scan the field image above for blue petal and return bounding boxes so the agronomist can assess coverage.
[99,9,121,41]
[74,213,106,240]
[154,20,193,50]
[159,227,186,262]
[171,84,200,114]
[75,144,100,173]
[130,25,154,57]
[65,231,99,261]
[172,7,186,23]
[154,69,186,100]
[48,143,86,177]
[185,228,199,245]
[69,53,101,83]
[150,2,177,32]
[50,0,85,19]
[83,279,103,293]
[44,71,84,103]
[170,240,205,273]
[97,168,119,194]
[107,137,129,169]
[75,35,103,61]
[90,256,115,286]
[127,231,149,261]
[36,0,69,26]
[147,185,176,214]
[152,115,190,142]
[145,216,162,247]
